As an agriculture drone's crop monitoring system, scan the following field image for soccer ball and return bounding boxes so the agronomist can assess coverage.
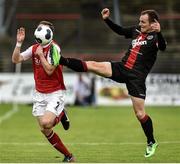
[34,25,53,45]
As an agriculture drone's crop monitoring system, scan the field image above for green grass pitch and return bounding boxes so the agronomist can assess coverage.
[0,104,180,163]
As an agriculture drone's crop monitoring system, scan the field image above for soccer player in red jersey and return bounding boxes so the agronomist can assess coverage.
[56,8,166,157]
[12,21,75,162]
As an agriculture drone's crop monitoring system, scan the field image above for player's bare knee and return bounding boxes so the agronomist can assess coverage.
[87,61,111,76]
[41,118,54,129]
[136,111,145,120]
[87,61,98,70]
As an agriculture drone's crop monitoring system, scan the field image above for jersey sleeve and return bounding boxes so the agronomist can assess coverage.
[104,18,134,38]
[20,46,33,60]
[156,32,167,51]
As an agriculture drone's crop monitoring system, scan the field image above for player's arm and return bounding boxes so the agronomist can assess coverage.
[157,32,166,51]
[151,19,166,51]
[12,27,25,63]
[101,8,133,38]
[35,45,56,76]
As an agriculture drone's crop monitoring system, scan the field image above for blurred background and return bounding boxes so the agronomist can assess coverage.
[1,1,180,163]
[1,0,180,72]
[0,0,180,105]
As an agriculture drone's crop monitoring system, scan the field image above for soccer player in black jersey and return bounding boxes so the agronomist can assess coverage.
[55,8,166,158]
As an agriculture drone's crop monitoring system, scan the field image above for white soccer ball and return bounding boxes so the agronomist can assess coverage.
[34,25,53,45]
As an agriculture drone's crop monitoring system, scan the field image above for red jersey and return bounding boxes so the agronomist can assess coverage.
[31,42,66,93]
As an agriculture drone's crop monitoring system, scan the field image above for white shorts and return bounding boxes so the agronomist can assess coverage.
[32,89,65,117]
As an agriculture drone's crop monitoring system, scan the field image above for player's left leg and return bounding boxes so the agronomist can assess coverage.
[131,96,158,157]
[54,109,70,130]
[60,109,70,130]
[47,90,70,130]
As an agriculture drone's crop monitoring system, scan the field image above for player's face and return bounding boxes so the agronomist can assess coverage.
[139,14,153,33]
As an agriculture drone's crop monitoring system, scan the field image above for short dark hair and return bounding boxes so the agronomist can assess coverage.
[141,10,159,23]
[38,20,54,32]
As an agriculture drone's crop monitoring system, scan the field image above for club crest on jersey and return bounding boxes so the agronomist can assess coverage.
[34,57,41,65]
[147,35,153,40]
[132,36,147,48]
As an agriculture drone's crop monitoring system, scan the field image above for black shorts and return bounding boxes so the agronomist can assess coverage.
[108,62,146,99]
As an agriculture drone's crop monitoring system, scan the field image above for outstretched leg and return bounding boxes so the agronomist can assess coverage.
[51,43,112,77]
[60,56,88,72]
[59,56,112,77]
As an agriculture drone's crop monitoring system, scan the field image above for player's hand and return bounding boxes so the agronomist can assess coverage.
[151,19,161,32]
[101,8,110,19]
[16,27,25,43]
[35,45,44,57]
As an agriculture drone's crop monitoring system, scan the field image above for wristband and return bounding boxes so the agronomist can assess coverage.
[16,42,22,48]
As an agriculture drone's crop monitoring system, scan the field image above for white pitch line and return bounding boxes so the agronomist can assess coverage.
[0,141,180,146]
[0,104,19,125]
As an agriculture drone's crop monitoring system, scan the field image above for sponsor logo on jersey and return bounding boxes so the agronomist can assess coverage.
[132,36,147,48]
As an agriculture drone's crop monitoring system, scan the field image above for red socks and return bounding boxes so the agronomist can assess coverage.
[59,56,88,72]
[46,131,71,156]
[139,114,149,123]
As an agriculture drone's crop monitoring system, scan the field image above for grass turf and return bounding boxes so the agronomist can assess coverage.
[0,104,180,162]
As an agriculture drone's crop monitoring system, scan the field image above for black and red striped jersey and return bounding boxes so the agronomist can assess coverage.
[104,18,166,77]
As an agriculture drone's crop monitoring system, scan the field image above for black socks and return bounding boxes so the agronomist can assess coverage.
[59,56,87,72]
[140,115,155,144]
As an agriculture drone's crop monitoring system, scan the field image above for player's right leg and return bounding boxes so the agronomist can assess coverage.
[86,61,112,77]
[51,43,112,77]
[51,43,88,72]
[59,56,112,77]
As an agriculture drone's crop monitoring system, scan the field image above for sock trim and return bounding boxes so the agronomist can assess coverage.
[46,131,54,139]
[140,114,149,123]
[82,61,88,72]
